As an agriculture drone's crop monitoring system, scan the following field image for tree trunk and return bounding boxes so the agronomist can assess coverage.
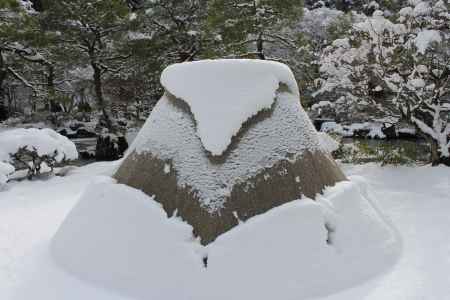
[0,86,7,121]
[0,52,8,121]
[429,138,440,166]
[91,61,113,131]
[256,33,265,60]
[47,64,59,113]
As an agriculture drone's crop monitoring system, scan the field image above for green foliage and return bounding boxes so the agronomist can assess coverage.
[208,0,304,57]
[0,0,19,9]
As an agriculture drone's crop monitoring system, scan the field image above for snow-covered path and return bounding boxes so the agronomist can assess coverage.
[0,162,449,300]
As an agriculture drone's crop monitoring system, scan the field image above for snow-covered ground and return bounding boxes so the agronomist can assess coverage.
[0,162,449,300]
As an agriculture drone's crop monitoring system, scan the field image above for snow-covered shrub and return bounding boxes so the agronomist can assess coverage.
[95,132,128,161]
[0,128,78,179]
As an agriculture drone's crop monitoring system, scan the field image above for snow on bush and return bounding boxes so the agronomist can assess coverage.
[0,128,78,163]
[160,59,299,156]
[318,132,340,153]
[0,128,78,178]
[52,180,399,300]
[415,29,442,54]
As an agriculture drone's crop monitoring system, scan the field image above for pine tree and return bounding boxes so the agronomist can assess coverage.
[208,0,304,60]
[0,0,38,120]
[41,0,133,130]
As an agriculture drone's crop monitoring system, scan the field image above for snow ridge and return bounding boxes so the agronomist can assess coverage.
[160,59,299,156]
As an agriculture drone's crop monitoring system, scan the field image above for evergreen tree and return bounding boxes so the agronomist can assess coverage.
[208,0,304,60]
[0,0,38,120]
[41,0,133,130]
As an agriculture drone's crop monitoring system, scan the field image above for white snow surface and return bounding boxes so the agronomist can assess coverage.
[0,161,14,187]
[160,59,299,156]
[130,92,321,212]
[0,128,78,163]
[1,162,450,300]
[51,173,398,300]
[52,183,203,300]
[415,30,442,54]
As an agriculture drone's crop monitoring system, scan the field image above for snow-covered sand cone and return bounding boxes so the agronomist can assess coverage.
[51,61,399,297]
[114,59,346,244]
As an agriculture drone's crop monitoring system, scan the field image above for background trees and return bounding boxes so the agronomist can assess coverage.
[208,0,304,60]
[0,0,449,165]
[314,1,449,164]
[41,0,133,129]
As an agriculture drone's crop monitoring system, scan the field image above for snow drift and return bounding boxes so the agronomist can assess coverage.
[52,179,400,300]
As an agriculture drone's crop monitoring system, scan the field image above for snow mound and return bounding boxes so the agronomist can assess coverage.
[0,128,78,163]
[160,59,299,156]
[52,183,203,299]
[52,179,400,300]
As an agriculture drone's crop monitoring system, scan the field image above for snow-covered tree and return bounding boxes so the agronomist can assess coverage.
[42,0,133,130]
[315,1,450,165]
[0,1,41,120]
[136,0,211,62]
[387,0,450,165]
